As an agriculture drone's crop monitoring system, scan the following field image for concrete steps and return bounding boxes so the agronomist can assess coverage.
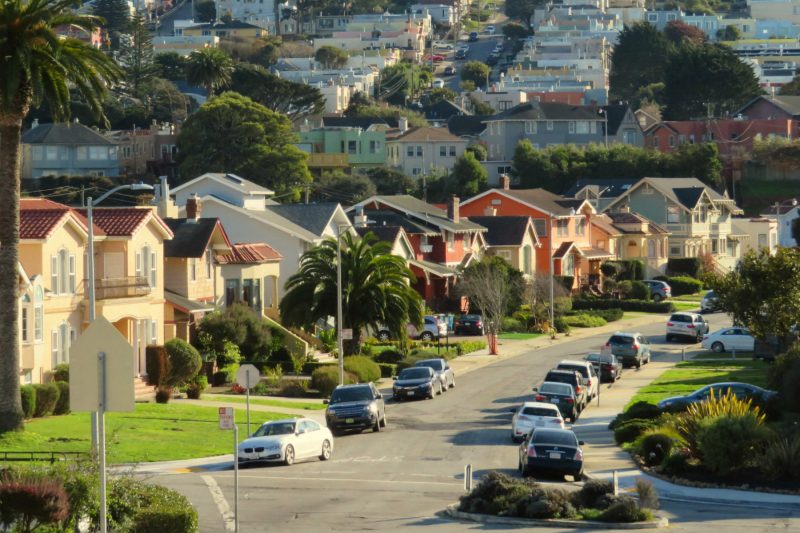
[134,376,154,401]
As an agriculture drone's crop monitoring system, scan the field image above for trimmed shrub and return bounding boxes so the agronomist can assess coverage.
[377,363,397,378]
[600,261,621,278]
[554,276,574,291]
[563,313,606,328]
[667,258,701,278]
[53,381,70,415]
[155,387,172,404]
[457,340,487,354]
[185,374,208,400]
[636,478,659,510]
[312,366,355,397]
[301,361,336,375]
[131,485,199,533]
[0,476,69,530]
[278,379,310,398]
[629,281,650,301]
[572,298,675,313]
[145,345,168,387]
[605,259,644,281]
[343,356,381,383]
[599,495,651,522]
[164,338,203,388]
[667,276,703,296]
[759,436,800,481]
[20,385,35,419]
[617,280,633,298]
[458,472,538,516]
[635,430,676,466]
[501,316,525,332]
[614,418,659,445]
[584,308,623,322]
[571,479,613,509]
[52,363,69,383]
[375,349,404,364]
[696,414,773,474]
[659,449,691,475]
[553,316,569,333]
[627,401,664,421]
[33,383,60,417]
[513,486,577,519]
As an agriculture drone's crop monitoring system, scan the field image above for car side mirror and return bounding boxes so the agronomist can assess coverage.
[323,399,329,404]
[578,440,585,446]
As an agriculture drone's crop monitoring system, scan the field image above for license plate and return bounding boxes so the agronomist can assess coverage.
[535,420,544,426]
[549,452,562,459]
[345,418,354,424]
[408,391,415,396]
[550,399,559,404]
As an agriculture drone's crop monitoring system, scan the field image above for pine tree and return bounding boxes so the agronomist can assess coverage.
[92,0,131,34]
[118,13,159,99]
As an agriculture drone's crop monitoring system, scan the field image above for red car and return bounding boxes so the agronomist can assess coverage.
[426,54,445,62]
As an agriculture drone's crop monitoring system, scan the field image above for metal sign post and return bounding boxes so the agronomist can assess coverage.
[236,364,259,437]
[98,352,107,533]
[219,407,239,533]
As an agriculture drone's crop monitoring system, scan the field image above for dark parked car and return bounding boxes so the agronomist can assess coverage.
[657,382,777,410]
[543,369,588,410]
[414,358,455,390]
[700,290,720,313]
[393,366,441,400]
[454,314,484,335]
[455,49,467,60]
[468,31,479,42]
[486,53,499,66]
[443,65,456,75]
[604,332,651,368]
[324,383,386,434]
[518,428,584,480]
[584,352,622,383]
[532,382,579,422]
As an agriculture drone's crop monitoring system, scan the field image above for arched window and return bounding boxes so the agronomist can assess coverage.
[20,294,30,343]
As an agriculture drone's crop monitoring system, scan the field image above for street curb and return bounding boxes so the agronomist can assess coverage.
[442,504,669,529]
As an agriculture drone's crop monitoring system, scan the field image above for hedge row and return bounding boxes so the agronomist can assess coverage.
[573,298,675,313]
[654,276,703,296]
[20,382,70,419]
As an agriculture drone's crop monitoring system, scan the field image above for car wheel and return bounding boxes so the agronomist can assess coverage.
[570,412,577,423]
[372,417,380,432]
[635,357,642,369]
[666,334,673,342]
[572,470,583,480]
[441,379,447,392]
[319,440,332,461]
[450,376,456,388]
[696,334,703,343]
[284,445,295,466]
[653,293,662,302]
[380,412,387,428]
[421,332,433,341]
[428,387,436,400]
[521,465,531,477]
[378,331,391,342]
[711,341,725,353]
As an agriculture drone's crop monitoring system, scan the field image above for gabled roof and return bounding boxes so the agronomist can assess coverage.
[738,95,800,118]
[387,126,467,143]
[602,104,634,136]
[462,188,593,218]
[171,173,274,197]
[761,201,799,216]
[447,114,490,137]
[356,225,415,259]
[355,210,439,236]
[599,212,669,235]
[553,241,580,259]
[21,122,114,145]
[466,216,539,247]
[322,116,398,129]
[604,177,742,214]
[423,100,469,122]
[264,203,344,237]
[564,178,637,199]
[217,243,282,264]
[486,102,602,122]
[19,198,89,240]
[163,218,231,258]
[75,207,173,238]
[353,195,486,233]
[200,195,320,242]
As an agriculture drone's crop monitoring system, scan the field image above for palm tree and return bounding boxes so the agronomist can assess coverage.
[280,232,423,355]
[185,47,234,98]
[0,0,121,432]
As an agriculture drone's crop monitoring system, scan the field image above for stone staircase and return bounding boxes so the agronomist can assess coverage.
[134,376,154,402]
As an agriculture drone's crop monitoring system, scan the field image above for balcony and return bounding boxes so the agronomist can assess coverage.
[307,153,349,168]
[420,244,433,253]
[89,277,152,300]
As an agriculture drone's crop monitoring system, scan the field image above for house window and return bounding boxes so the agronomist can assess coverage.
[525,121,537,134]
[523,245,532,274]
[498,250,512,261]
[667,13,677,20]
[547,120,554,131]
[407,146,414,157]
[568,121,576,134]
[206,249,213,278]
[647,12,658,21]
[225,279,241,306]
[89,146,107,160]
[45,146,59,160]
[562,253,575,276]
[575,121,589,134]
[647,239,656,258]
[670,246,681,256]
[669,135,675,148]
[576,218,586,236]
[416,146,423,157]
[678,135,685,145]
[533,219,547,237]
[447,231,455,251]
[440,145,447,157]
[51,330,59,369]
[667,205,680,223]
[347,140,357,154]
[556,219,569,236]
[412,168,422,176]
[21,295,29,343]
[150,320,158,344]
[50,249,76,294]
[449,146,456,156]
[712,239,718,253]
[137,245,157,288]
[34,286,43,342]
[758,233,767,248]
[190,258,197,281]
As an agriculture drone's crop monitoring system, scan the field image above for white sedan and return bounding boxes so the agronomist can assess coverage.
[510,401,565,442]
[237,418,333,466]
[701,327,755,353]
[432,41,454,50]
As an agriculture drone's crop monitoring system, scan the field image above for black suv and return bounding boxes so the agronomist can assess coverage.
[543,369,588,411]
[324,383,386,435]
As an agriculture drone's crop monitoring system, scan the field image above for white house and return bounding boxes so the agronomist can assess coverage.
[761,199,800,248]
[732,216,779,256]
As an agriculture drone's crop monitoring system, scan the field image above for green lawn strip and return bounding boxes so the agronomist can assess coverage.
[498,332,544,340]
[671,301,701,312]
[201,394,325,411]
[690,352,748,360]
[622,311,651,319]
[0,403,287,464]
[671,291,707,302]
[626,359,770,408]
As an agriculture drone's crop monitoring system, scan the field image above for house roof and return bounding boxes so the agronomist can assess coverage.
[21,122,114,145]
[553,241,579,259]
[423,100,469,122]
[487,101,602,122]
[447,114,490,137]
[464,188,589,217]
[600,212,669,235]
[164,289,215,314]
[75,207,173,238]
[264,203,342,237]
[185,20,262,30]
[761,201,799,215]
[354,195,486,233]
[216,243,282,264]
[171,173,274,197]
[563,178,637,199]
[605,177,741,214]
[357,211,439,236]
[200,195,320,242]
[602,104,632,136]
[19,198,89,240]
[466,216,537,246]
[356,225,402,243]
[738,95,800,118]
[387,126,467,142]
[409,258,457,278]
[322,116,397,129]
[163,218,230,258]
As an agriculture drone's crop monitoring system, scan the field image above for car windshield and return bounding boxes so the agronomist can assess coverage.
[609,335,634,345]
[670,314,691,322]
[558,364,588,377]
[545,372,575,384]
[462,315,481,320]
[532,430,577,446]
[540,382,572,395]
[522,406,559,417]
[416,360,444,371]
[330,387,373,403]
[399,368,431,380]
[253,422,296,437]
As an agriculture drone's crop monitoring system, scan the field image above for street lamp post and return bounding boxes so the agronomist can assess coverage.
[336,225,345,386]
[87,183,154,452]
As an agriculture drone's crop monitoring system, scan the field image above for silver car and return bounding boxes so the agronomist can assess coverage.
[666,312,709,342]
[414,358,455,390]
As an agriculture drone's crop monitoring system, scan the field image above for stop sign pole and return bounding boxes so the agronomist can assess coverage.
[236,364,259,436]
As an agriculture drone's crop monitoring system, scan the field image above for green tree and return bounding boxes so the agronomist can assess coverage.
[662,43,762,120]
[426,87,458,105]
[665,142,722,186]
[449,152,488,196]
[280,232,424,355]
[196,304,277,361]
[466,143,488,162]
[315,45,349,69]
[194,0,216,22]
[457,256,524,336]
[0,0,121,432]
[313,171,376,204]
[118,13,159,99]
[229,62,324,121]
[713,248,800,349]
[468,93,494,115]
[185,47,234,97]
[505,0,545,28]
[609,23,670,107]
[378,63,431,105]
[144,78,190,123]
[155,52,188,81]
[780,74,800,96]
[664,19,706,45]
[366,167,415,195]
[176,92,312,198]
[164,339,203,387]
[502,21,533,39]
[461,61,491,89]
[717,25,741,41]
[92,0,130,34]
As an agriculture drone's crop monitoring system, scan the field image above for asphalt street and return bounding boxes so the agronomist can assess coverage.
[149,312,800,532]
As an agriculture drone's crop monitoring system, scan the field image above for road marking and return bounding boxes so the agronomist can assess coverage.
[202,474,235,531]
[215,473,461,488]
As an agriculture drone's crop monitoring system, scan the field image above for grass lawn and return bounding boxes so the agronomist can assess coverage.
[672,301,701,312]
[0,403,286,464]
[626,359,770,408]
[672,290,707,302]
[622,311,651,319]
[202,394,325,411]
[499,332,544,340]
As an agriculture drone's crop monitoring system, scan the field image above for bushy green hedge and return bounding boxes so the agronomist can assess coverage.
[667,258,700,278]
[33,383,60,417]
[311,366,356,397]
[375,349,404,364]
[629,281,650,300]
[610,401,663,430]
[19,385,35,419]
[563,314,607,328]
[573,298,675,313]
[343,356,381,383]
[52,363,69,383]
[377,363,397,378]
[501,316,526,332]
[666,276,703,296]
[301,361,336,375]
[582,308,623,322]
[614,418,660,445]
[457,340,487,354]
[603,260,644,281]
[554,276,574,291]
[130,484,198,533]
[53,381,70,415]
[634,431,676,467]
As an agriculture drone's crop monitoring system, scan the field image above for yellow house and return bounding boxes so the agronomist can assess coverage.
[181,20,265,43]
[465,215,541,279]
[216,243,282,313]
[75,205,174,379]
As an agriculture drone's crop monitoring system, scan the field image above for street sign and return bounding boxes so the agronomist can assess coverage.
[236,364,260,389]
[69,317,134,413]
[219,407,235,430]
[342,328,353,340]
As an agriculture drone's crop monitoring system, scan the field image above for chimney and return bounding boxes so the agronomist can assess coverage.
[500,173,511,190]
[484,206,496,216]
[447,195,460,223]
[618,204,630,213]
[186,193,201,221]
[398,116,408,133]
[157,175,178,218]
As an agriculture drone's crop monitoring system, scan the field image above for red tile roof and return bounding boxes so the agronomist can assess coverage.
[74,207,171,237]
[19,198,71,210]
[217,243,282,264]
[19,198,89,239]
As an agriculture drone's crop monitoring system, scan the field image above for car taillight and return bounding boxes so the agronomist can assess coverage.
[535,395,545,401]
[632,343,640,350]
[602,364,612,371]
[576,385,583,394]
[667,322,674,326]
[574,448,583,461]
[604,342,611,347]
[687,324,695,329]
[528,447,537,457]
[549,418,562,425]
[566,398,574,404]
[476,321,482,326]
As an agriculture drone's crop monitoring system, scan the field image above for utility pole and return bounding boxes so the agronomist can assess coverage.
[305,184,310,204]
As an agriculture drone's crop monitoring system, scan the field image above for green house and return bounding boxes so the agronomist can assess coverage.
[297,126,387,172]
